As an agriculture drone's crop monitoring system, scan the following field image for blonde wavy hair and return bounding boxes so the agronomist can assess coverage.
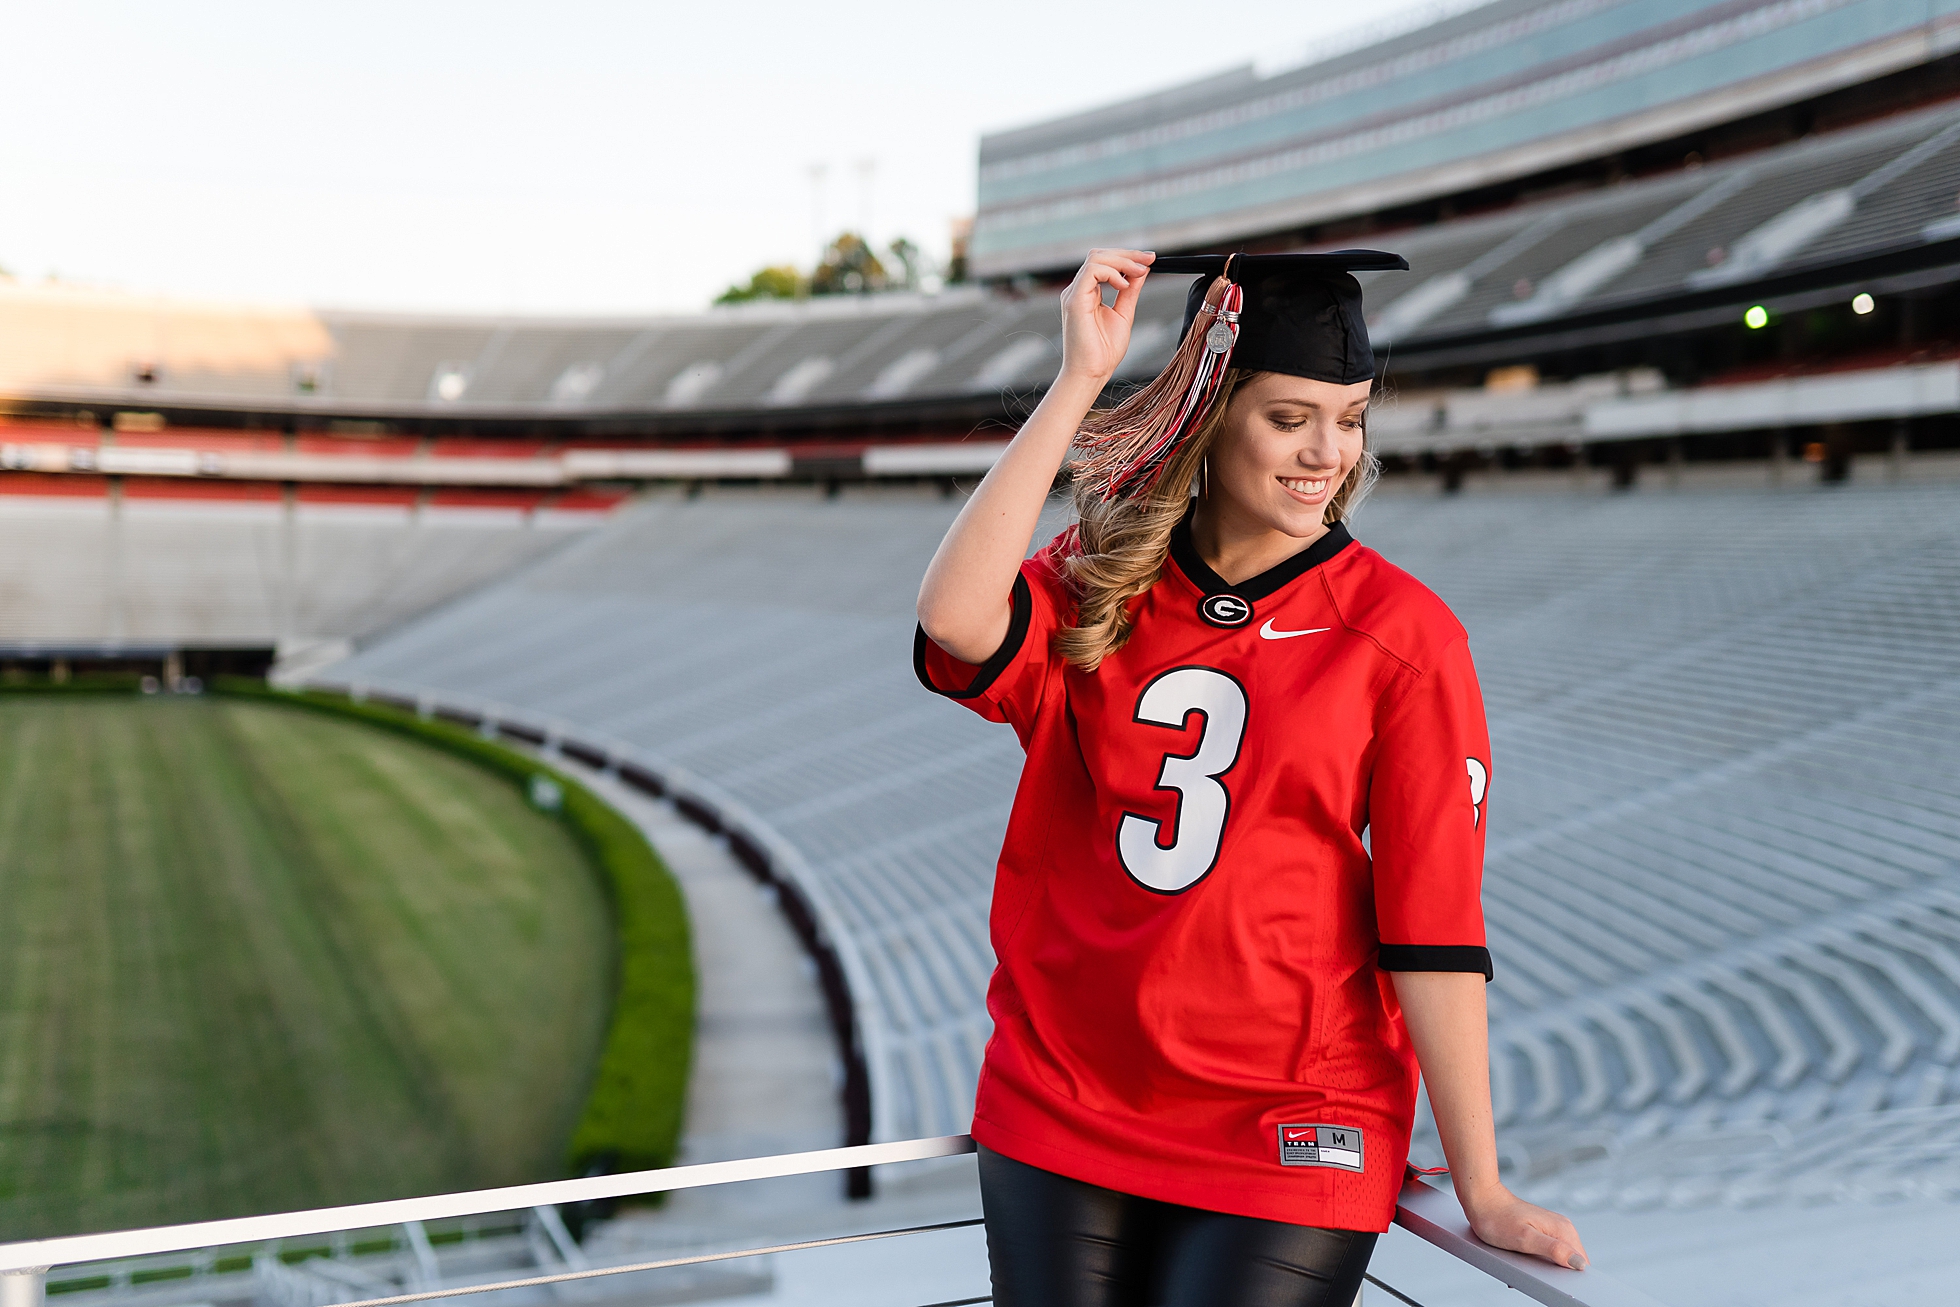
[1055,369,1380,671]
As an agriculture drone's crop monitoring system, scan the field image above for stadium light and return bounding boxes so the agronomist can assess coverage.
[1743,304,1769,329]
[1852,292,1876,315]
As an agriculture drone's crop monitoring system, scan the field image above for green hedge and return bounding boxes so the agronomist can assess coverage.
[213,679,695,1176]
[0,674,147,693]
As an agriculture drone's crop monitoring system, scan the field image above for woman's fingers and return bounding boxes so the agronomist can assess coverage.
[1513,1219,1587,1270]
[1085,247,1155,271]
[1067,256,1152,329]
[1058,250,1155,381]
[1079,249,1154,289]
[1071,261,1142,300]
[1062,266,1123,314]
[1548,1217,1590,1271]
[1110,265,1150,318]
[1470,1194,1589,1271]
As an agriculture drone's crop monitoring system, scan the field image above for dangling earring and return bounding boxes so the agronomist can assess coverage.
[1200,456,1210,500]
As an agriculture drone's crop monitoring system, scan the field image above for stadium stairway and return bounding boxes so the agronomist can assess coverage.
[319,475,1960,1210]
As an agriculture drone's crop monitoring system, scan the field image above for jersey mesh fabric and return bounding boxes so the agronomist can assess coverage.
[915,519,1492,1231]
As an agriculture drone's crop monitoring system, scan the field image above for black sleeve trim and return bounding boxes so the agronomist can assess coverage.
[913,573,1033,701]
[1379,944,1494,981]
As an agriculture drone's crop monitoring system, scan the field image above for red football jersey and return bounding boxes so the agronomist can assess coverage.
[915,517,1493,1231]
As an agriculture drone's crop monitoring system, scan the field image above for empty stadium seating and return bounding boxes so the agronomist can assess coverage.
[969,0,1960,276]
[311,289,1077,413]
[317,476,1960,1208]
[0,485,602,647]
[1366,99,1960,350]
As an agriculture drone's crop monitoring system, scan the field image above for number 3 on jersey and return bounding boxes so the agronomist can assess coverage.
[1118,666,1249,893]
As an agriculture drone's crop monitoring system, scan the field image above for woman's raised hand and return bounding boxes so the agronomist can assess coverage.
[917,250,1151,662]
[1059,248,1154,384]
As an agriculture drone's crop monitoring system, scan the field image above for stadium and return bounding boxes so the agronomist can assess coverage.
[2,1,1959,1305]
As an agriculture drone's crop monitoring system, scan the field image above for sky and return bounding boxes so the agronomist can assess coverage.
[1,0,1461,315]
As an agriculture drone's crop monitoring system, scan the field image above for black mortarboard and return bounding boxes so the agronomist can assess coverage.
[1156,250,1408,385]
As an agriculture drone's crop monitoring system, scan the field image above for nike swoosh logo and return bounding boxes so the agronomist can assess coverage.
[1259,619,1330,640]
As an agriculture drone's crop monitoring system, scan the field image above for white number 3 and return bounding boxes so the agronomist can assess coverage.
[1118,666,1249,893]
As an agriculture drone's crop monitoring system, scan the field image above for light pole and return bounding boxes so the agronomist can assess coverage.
[807,163,828,262]
[855,157,876,245]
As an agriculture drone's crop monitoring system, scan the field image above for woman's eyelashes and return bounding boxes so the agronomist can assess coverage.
[1263,409,1365,433]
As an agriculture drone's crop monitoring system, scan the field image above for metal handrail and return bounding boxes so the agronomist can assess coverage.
[0,1134,1669,1307]
[0,1137,973,1273]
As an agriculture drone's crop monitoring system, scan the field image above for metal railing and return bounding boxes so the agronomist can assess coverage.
[0,1135,1667,1307]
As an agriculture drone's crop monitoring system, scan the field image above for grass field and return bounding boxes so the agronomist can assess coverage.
[0,694,616,1239]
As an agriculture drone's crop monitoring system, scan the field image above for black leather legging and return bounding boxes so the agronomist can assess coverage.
[978,1145,1378,1307]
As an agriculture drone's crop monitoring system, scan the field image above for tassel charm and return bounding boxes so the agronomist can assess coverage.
[1205,304,1239,354]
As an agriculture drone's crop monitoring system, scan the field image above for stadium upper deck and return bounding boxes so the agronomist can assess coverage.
[971,0,1960,276]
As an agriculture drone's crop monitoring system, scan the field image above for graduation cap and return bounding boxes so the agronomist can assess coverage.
[1073,249,1407,502]
[1154,250,1409,385]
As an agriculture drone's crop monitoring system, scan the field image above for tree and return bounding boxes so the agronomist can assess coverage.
[712,233,938,307]
[809,232,888,296]
[715,264,805,304]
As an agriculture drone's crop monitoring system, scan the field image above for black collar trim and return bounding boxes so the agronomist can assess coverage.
[1168,509,1353,601]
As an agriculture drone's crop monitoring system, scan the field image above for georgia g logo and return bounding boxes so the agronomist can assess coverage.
[1199,594,1253,628]
[1467,757,1489,828]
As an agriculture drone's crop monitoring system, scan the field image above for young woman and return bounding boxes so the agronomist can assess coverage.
[914,249,1587,1306]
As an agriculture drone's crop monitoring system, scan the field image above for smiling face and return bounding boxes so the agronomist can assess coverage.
[1204,370,1373,540]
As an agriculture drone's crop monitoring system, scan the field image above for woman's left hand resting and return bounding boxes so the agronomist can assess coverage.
[1459,1184,1590,1271]
[1391,971,1589,1271]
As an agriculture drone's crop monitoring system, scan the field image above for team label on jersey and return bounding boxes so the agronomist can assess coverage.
[1277,1123,1364,1171]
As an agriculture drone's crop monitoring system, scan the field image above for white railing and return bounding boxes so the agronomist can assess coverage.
[0,1135,1667,1307]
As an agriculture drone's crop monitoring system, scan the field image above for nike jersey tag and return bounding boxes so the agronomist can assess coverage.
[1278,1123,1364,1171]
[1259,619,1330,640]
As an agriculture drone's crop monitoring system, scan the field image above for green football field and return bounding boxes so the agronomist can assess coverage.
[0,694,615,1239]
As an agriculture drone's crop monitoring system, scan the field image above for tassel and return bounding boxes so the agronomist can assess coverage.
[1072,275,1243,503]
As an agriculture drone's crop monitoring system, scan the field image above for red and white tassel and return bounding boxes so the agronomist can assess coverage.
[1071,277,1244,503]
